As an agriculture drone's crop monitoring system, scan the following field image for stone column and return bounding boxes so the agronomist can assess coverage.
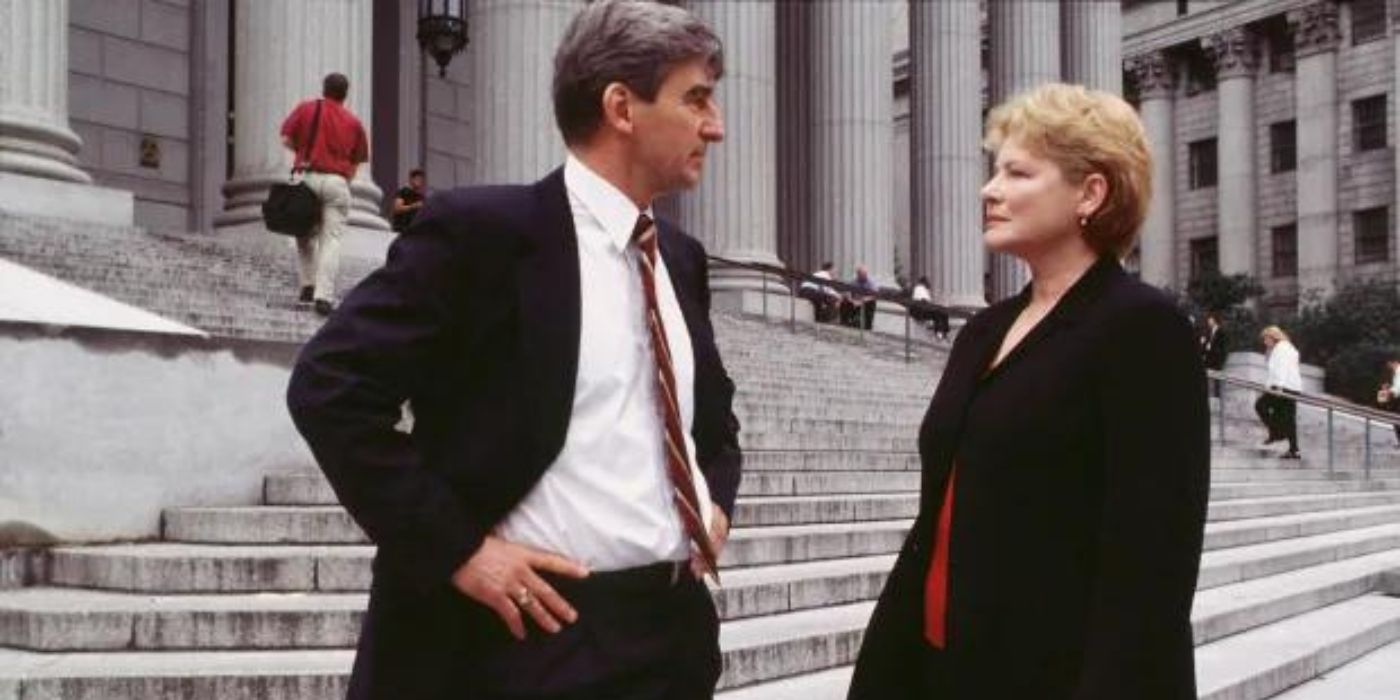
[216,0,387,233]
[988,0,1060,299]
[1290,2,1341,298]
[1127,51,1178,289]
[776,0,814,275]
[674,1,784,314]
[808,0,896,287]
[1204,26,1260,278]
[1062,0,1123,94]
[0,0,88,184]
[466,0,578,184]
[910,0,985,308]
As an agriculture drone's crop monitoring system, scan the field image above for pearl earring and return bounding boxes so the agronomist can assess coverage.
[1079,216,1089,228]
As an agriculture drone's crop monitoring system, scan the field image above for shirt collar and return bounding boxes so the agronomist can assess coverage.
[564,154,653,253]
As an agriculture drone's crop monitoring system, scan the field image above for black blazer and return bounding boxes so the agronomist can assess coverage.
[848,258,1210,700]
[1202,327,1229,371]
[286,168,742,698]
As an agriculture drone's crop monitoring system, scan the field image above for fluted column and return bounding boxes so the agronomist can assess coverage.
[1062,0,1123,94]
[1127,51,1178,289]
[776,0,814,274]
[467,0,578,184]
[0,0,90,183]
[989,0,1060,299]
[911,0,984,308]
[1293,2,1341,296]
[217,0,387,231]
[1205,26,1260,278]
[808,1,896,286]
[675,1,783,309]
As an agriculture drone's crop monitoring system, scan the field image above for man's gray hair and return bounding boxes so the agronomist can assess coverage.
[553,0,724,145]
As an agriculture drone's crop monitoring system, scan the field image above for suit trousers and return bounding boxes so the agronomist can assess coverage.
[489,564,719,700]
[1255,394,1298,452]
[296,171,351,301]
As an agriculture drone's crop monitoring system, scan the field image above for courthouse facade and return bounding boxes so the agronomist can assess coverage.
[2,0,1396,312]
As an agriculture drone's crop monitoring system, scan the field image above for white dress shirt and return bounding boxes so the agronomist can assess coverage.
[494,155,714,571]
[912,284,932,303]
[1266,340,1303,392]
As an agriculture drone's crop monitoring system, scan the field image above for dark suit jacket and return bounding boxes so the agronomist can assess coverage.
[1202,326,1229,371]
[286,168,742,698]
[848,257,1210,700]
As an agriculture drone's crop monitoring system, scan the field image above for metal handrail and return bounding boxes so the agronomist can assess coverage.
[1208,369,1400,478]
[705,255,977,363]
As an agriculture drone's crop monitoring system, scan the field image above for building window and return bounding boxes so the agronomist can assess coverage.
[1189,138,1218,189]
[1354,206,1391,264]
[1353,95,1388,152]
[1270,121,1296,173]
[1268,26,1295,73]
[1177,0,1189,17]
[1352,0,1387,45]
[1190,237,1219,281]
[1271,223,1298,278]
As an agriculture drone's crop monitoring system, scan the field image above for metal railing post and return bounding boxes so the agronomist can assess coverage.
[1365,418,1373,480]
[789,281,796,333]
[904,309,911,364]
[1217,379,1226,444]
[1327,408,1334,478]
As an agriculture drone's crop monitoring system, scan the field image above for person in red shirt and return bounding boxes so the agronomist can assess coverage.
[280,72,369,316]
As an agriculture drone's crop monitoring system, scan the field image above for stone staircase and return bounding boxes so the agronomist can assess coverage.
[5,265,1400,696]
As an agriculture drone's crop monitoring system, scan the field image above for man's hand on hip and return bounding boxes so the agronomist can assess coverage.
[690,504,730,579]
[451,535,589,640]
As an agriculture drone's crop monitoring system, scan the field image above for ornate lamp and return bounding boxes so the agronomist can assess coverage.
[418,0,469,78]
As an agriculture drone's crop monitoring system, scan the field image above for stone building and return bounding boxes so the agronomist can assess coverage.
[1,0,1124,318]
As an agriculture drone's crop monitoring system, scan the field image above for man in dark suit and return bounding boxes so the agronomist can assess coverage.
[1201,311,1229,372]
[285,2,740,698]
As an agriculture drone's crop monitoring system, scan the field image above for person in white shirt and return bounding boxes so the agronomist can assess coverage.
[1378,358,1400,444]
[909,275,950,340]
[798,261,842,322]
[1255,325,1303,459]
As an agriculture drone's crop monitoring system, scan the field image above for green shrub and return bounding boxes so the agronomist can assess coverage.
[1323,344,1400,405]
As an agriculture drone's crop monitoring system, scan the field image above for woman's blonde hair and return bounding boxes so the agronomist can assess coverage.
[1260,325,1291,344]
[984,82,1153,258]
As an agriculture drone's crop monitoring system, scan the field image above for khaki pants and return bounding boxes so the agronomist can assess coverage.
[296,171,351,302]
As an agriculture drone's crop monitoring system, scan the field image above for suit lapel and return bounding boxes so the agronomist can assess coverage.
[518,168,582,467]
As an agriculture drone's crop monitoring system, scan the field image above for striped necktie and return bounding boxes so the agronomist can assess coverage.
[632,214,721,581]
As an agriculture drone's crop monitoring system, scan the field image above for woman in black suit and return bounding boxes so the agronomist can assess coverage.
[849,83,1210,699]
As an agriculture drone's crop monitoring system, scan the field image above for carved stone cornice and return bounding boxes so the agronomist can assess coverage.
[1126,51,1176,100]
[1203,26,1260,80]
[1288,1,1341,57]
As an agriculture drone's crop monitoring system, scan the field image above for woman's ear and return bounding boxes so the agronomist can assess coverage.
[600,82,635,137]
[1078,173,1109,219]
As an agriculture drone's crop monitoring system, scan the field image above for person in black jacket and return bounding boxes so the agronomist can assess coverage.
[1201,311,1229,372]
[286,2,740,698]
[849,83,1210,700]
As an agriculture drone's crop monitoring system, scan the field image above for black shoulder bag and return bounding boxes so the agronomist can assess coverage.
[262,100,324,238]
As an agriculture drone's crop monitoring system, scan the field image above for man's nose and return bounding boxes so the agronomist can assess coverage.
[701,109,724,143]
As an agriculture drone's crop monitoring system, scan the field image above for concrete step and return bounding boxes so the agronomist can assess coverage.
[1211,479,1400,501]
[164,494,921,545]
[1207,491,1400,522]
[0,647,353,699]
[744,451,919,472]
[48,519,915,593]
[1272,638,1400,698]
[1203,505,1400,551]
[1195,595,1400,700]
[0,555,900,652]
[1190,549,1400,647]
[739,431,919,452]
[715,666,852,700]
[1197,522,1400,590]
[259,470,927,507]
[717,600,874,691]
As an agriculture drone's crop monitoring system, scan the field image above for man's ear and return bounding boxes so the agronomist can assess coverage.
[600,82,635,137]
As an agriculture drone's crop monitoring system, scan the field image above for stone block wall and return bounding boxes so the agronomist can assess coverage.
[68,0,193,233]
